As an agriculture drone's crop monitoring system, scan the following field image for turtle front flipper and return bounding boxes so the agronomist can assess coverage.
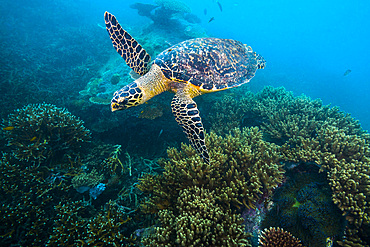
[104,11,151,76]
[171,93,210,164]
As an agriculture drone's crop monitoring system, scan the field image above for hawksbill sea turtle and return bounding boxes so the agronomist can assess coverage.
[104,12,266,164]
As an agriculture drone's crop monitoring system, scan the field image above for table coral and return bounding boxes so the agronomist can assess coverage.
[138,127,284,246]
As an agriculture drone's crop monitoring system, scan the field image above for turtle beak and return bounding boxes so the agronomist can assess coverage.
[111,102,121,112]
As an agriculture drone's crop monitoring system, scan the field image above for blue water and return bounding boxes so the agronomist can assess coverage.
[2,0,368,130]
[1,1,369,245]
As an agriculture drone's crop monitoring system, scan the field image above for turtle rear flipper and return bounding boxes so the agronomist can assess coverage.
[171,92,210,164]
[104,11,151,76]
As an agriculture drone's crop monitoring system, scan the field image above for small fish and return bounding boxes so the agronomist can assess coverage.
[217,1,223,12]
[204,8,207,15]
[3,126,14,131]
[30,136,37,141]
[158,129,163,138]
[343,69,351,76]
[208,17,215,23]
[326,236,333,247]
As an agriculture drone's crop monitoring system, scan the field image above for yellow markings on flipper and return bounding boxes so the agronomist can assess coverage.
[171,91,209,164]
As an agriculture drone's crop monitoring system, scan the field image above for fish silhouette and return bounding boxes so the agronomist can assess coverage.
[208,17,215,23]
[217,1,223,12]
[343,69,351,76]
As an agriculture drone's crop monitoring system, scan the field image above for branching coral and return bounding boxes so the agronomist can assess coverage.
[2,103,90,163]
[259,227,304,247]
[48,200,133,246]
[143,186,249,246]
[72,169,104,192]
[138,127,284,245]
[209,86,370,245]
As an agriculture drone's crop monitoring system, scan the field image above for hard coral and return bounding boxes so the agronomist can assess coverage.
[143,186,249,247]
[72,169,104,192]
[2,103,90,163]
[259,227,303,247]
[261,164,345,246]
[154,0,191,13]
[138,127,284,246]
[48,200,133,246]
[210,86,370,245]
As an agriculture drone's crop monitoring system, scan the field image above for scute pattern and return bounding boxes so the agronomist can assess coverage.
[171,95,209,163]
[104,12,151,76]
[155,38,259,91]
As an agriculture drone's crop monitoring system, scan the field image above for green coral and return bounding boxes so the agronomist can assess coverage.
[2,103,90,163]
[209,86,370,245]
[138,127,284,245]
[261,164,345,246]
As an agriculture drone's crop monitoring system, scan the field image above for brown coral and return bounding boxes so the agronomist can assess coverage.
[259,227,304,247]
[209,86,370,244]
[138,127,284,245]
[2,103,90,163]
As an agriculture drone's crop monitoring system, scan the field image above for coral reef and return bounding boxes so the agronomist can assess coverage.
[209,86,370,245]
[261,163,345,246]
[259,227,304,247]
[139,102,165,120]
[154,0,191,13]
[0,127,142,246]
[47,200,133,246]
[138,127,284,245]
[72,169,104,192]
[2,103,90,163]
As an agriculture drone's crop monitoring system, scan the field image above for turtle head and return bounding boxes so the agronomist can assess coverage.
[111,82,144,112]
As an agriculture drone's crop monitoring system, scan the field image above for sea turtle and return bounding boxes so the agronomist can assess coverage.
[104,12,265,164]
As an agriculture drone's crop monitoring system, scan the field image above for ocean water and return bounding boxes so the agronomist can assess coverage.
[0,0,369,246]
[2,0,368,130]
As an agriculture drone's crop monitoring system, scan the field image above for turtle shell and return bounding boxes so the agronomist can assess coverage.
[154,38,260,91]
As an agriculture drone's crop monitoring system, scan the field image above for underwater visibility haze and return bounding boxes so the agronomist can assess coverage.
[0,0,369,246]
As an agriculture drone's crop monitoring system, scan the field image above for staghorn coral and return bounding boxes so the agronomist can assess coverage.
[0,153,69,246]
[138,127,284,245]
[47,200,134,246]
[2,103,90,163]
[259,227,304,247]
